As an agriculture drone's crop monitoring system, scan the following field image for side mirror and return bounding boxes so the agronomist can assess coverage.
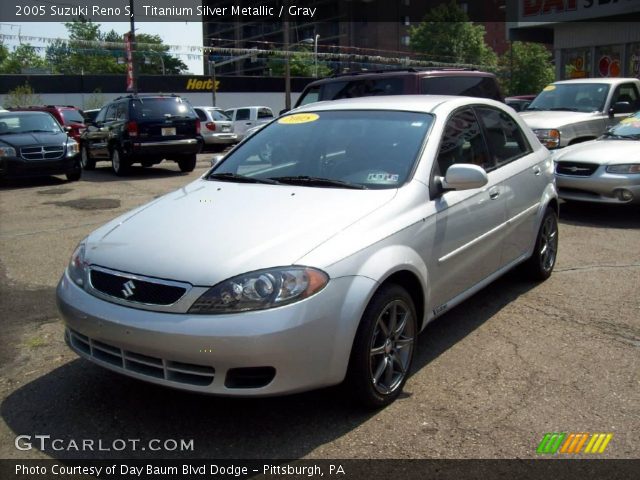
[609,101,634,117]
[440,164,488,191]
[210,154,225,167]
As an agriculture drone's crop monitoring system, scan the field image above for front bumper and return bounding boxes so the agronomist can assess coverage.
[56,271,375,396]
[0,154,79,179]
[556,167,640,204]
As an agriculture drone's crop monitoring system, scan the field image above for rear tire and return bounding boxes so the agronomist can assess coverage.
[346,284,417,409]
[66,168,81,182]
[178,154,197,172]
[523,208,558,281]
[80,145,95,170]
[111,148,129,176]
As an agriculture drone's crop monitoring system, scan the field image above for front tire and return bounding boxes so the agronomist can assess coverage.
[111,148,129,176]
[346,284,417,409]
[80,145,95,170]
[178,154,197,172]
[523,208,558,281]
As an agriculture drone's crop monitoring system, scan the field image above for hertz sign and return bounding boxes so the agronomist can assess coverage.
[185,78,220,91]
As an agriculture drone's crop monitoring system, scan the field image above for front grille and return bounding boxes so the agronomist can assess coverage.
[67,329,215,386]
[90,268,187,305]
[555,161,598,177]
[20,145,65,160]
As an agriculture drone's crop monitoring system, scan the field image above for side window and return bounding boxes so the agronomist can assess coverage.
[236,109,251,121]
[475,107,532,167]
[194,108,207,121]
[104,104,117,122]
[258,108,273,119]
[115,102,128,121]
[435,108,493,177]
[298,86,320,106]
[224,110,234,120]
[612,83,640,109]
[94,106,108,124]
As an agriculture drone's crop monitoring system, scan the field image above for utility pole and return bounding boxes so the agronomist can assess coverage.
[129,0,138,94]
[210,60,217,106]
[283,2,291,111]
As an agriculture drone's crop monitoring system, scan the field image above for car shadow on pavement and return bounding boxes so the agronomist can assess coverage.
[1,271,536,460]
[559,201,640,229]
[80,165,192,183]
[0,176,70,191]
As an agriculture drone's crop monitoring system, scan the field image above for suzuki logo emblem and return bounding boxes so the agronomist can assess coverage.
[122,280,136,298]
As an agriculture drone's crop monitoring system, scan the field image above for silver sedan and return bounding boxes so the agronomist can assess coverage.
[57,96,558,408]
[554,111,640,204]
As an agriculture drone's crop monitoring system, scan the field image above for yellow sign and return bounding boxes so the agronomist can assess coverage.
[185,78,220,91]
[278,113,319,125]
[543,85,556,92]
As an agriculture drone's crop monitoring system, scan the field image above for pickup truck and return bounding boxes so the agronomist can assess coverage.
[224,106,274,140]
[519,77,640,149]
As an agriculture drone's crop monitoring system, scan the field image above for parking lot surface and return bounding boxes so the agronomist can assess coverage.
[1,154,639,459]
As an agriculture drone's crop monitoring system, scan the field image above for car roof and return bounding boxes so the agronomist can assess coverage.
[0,110,54,116]
[304,68,496,86]
[225,106,271,109]
[291,95,505,114]
[552,78,639,85]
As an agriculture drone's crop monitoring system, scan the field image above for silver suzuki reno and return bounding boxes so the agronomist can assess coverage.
[57,96,558,408]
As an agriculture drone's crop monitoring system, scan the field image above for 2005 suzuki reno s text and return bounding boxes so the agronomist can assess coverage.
[57,96,559,408]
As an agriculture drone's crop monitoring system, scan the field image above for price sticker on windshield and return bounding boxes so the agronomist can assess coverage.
[278,113,319,125]
[543,85,556,92]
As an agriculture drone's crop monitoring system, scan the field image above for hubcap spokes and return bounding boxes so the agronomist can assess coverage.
[540,216,558,272]
[369,300,415,395]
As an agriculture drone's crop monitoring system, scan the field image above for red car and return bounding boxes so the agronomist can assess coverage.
[9,105,86,142]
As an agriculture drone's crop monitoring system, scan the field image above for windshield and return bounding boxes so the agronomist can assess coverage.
[209,110,432,190]
[607,111,640,138]
[527,83,610,113]
[0,113,63,134]
[61,109,85,124]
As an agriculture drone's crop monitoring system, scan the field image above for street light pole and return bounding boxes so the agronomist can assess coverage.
[284,15,291,111]
[129,0,137,94]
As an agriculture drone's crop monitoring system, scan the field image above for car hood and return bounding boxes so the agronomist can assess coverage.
[552,138,640,165]
[85,179,397,286]
[0,132,67,148]
[519,111,599,129]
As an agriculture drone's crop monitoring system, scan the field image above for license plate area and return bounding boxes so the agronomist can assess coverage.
[161,127,176,136]
[221,126,230,132]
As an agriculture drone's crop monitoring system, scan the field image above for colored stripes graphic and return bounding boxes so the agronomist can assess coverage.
[537,433,612,454]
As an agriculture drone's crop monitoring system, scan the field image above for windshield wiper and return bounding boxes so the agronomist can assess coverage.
[22,129,57,133]
[269,175,368,190]
[207,172,281,185]
[524,107,543,111]
[603,131,640,140]
[549,107,580,112]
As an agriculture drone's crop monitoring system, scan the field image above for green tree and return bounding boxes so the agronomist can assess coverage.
[3,82,42,107]
[135,33,187,75]
[498,42,555,96]
[0,44,47,73]
[267,46,332,77]
[409,0,496,67]
[0,43,8,65]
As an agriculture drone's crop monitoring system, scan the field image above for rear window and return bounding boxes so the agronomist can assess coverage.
[322,78,405,101]
[210,110,231,121]
[421,76,502,101]
[258,108,273,119]
[130,97,197,120]
[60,109,85,124]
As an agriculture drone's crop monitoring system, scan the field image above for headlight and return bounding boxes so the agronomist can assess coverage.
[0,145,16,157]
[67,241,87,287]
[606,164,640,174]
[66,139,80,157]
[188,266,329,314]
[534,129,561,149]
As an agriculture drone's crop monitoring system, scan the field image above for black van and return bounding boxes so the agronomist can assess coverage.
[294,68,504,109]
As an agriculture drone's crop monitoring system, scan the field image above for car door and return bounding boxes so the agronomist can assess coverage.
[607,82,640,128]
[233,108,253,137]
[84,105,111,159]
[427,107,506,310]
[475,106,543,266]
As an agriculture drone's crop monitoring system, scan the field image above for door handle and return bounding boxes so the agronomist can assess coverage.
[532,166,542,176]
[489,188,500,200]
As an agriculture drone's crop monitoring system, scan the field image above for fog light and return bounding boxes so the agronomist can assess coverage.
[614,189,634,201]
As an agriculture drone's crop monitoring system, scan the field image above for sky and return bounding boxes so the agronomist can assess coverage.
[1,21,205,74]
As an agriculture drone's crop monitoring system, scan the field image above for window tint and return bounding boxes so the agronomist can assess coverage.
[612,83,640,109]
[130,97,197,120]
[475,107,532,167]
[435,108,493,177]
[60,109,85,124]
[194,108,207,121]
[104,104,117,121]
[236,109,250,121]
[94,107,107,123]
[258,108,273,119]
[298,86,320,106]
[322,78,404,101]
[115,102,128,121]
[421,76,501,100]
